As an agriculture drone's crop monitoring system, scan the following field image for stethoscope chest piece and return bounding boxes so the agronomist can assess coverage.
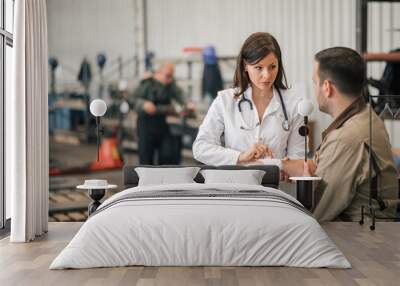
[282,120,290,131]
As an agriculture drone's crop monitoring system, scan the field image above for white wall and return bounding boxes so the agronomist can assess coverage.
[47,0,137,93]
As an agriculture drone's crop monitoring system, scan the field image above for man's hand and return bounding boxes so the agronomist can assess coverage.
[238,144,272,164]
[180,102,197,118]
[186,102,196,111]
[143,101,157,115]
[281,159,316,177]
[303,160,316,176]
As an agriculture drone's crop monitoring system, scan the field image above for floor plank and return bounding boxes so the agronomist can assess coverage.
[0,222,399,286]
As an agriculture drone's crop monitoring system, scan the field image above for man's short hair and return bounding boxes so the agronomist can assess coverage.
[315,47,366,97]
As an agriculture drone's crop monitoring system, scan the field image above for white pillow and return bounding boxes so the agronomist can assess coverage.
[200,169,266,185]
[135,167,200,186]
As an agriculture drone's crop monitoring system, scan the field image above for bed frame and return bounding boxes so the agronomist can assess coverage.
[123,165,280,189]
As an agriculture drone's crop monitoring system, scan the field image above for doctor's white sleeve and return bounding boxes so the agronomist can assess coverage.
[286,113,306,159]
[192,97,241,165]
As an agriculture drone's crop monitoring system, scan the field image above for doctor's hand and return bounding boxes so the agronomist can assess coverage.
[280,157,291,182]
[280,170,291,182]
[237,144,271,164]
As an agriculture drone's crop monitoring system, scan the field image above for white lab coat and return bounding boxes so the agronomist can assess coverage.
[193,86,305,165]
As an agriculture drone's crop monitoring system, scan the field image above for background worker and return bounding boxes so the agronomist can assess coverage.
[133,62,193,165]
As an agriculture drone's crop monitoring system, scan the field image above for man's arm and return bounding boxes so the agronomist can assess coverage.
[281,159,316,177]
[132,80,151,113]
[170,82,185,106]
[281,136,361,222]
[133,80,174,115]
[311,137,361,221]
[152,82,185,115]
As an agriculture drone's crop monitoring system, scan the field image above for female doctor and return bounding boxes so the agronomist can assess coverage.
[193,32,304,166]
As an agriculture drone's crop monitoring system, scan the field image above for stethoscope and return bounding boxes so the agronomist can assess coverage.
[238,88,290,131]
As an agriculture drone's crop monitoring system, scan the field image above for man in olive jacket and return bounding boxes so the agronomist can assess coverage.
[283,47,399,221]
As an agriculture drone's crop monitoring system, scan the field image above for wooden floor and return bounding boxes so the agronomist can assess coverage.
[1,222,399,286]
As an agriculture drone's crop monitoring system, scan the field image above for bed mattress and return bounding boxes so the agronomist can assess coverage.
[50,183,350,269]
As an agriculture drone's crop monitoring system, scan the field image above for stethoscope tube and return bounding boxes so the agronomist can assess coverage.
[238,88,290,131]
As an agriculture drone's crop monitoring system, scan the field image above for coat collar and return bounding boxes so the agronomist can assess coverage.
[243,86,281,118]
[236,86,283,125]
[321,96,366,141]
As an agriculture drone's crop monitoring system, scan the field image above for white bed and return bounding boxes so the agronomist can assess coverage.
[50,183,350,269]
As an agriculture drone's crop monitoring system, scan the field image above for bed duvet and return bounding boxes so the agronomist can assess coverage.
[50,183,351,269]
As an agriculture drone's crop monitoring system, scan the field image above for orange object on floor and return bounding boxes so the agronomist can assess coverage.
[89,137,124,171]
[49,136,124,176]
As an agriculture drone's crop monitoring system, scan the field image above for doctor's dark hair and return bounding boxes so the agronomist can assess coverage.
[314,47,366,97]
[233,32,288,97]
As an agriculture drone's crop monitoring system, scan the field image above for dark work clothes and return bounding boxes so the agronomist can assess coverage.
[202,64,223,100]
[133,78,185,165]
[78,59,92,89]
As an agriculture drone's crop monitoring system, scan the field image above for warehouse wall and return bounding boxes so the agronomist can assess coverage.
[47,0,137,92]
[47,0,400,147]
[147,0,400,82]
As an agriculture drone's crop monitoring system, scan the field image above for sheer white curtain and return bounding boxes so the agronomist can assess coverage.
[8,0,49,242]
